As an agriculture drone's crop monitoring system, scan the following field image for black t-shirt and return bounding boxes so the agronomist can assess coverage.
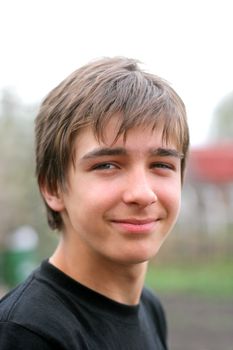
[0,260,168,349]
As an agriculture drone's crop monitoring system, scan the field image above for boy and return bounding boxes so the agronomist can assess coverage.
[0,57,189,349]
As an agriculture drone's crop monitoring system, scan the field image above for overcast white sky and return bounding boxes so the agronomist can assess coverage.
[0,0,232,146]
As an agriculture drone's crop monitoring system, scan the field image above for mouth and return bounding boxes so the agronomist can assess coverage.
[110,218,160,234]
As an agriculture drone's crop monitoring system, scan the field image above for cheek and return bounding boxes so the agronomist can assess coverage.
[159,183,181,217]
[172,194,181,220]
[76,183,120,215]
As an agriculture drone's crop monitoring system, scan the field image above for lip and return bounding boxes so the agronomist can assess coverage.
[110,218,159,234]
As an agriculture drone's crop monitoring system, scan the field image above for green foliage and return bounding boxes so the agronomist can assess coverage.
[146,259,233,297]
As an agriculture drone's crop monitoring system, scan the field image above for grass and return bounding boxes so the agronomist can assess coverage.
[145,259,233,297]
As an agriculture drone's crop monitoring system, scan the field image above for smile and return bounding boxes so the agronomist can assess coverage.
[110,218,159,234]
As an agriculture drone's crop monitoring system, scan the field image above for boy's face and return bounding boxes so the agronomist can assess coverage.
[50,117,182,265]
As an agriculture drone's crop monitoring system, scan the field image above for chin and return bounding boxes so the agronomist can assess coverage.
[116,247,162,266]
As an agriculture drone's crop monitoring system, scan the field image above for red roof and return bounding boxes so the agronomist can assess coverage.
[187,143,233,183]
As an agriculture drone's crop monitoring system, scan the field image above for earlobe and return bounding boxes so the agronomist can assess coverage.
[41,186,65,212]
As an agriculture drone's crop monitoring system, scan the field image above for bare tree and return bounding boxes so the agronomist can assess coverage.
[210,90,233,141]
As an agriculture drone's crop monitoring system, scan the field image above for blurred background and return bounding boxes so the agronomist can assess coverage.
[0,1,233,349]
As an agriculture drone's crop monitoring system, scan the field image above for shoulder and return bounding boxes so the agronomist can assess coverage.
[141,287,168,345]
[0,264,85,348]
[141,287,166,317]
[0,321,53,349]
[0,268,59,323]
[0,272,37,322]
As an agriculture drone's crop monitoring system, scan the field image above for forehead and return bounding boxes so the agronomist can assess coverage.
[74,119,180,158]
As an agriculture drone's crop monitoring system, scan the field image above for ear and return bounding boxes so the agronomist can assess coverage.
[41,186,65,212]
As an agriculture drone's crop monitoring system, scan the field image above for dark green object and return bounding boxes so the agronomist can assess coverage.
[2,226,38,288]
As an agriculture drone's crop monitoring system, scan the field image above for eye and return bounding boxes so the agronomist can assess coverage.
[92,162,118,171]
[151,162,174,171]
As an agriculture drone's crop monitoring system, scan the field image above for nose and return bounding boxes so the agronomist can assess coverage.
[122,169,157,207]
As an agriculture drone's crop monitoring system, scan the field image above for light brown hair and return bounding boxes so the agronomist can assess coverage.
[35,57,189,230]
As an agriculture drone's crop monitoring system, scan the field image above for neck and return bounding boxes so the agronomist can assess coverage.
[50,237,148,305]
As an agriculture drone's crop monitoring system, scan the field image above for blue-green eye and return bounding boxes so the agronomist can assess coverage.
[92,163,117,170]
[152,163,173,170]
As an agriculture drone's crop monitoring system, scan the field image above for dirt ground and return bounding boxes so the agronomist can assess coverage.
[160,293,233,350]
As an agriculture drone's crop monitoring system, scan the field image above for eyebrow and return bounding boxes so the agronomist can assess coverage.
[81,147,183,160]
[81,147,127,160]
[152,148,184,159]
